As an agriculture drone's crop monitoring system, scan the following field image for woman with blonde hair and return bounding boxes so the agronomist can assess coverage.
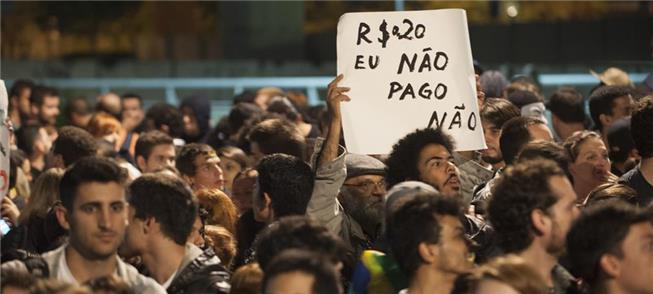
[18,168,65,224]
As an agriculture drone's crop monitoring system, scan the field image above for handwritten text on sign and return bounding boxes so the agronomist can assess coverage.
[337,9,486,154]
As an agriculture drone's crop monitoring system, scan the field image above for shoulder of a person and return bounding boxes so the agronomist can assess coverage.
[119,259,166,293]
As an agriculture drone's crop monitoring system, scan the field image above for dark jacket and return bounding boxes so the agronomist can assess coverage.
[1,211,67,262]
[167,245,231,294]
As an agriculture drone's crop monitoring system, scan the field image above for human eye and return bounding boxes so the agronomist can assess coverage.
[81,205,97,213]
[111,203,125,212]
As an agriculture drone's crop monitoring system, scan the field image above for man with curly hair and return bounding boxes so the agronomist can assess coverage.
[385,127,460,198]
[487,158,580,294]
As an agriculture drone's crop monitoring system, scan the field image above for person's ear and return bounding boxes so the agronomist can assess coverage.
[262,192,273,213]
[136,155,146,172]
[51,154,65,169]
[418,242,438,264]
[55,205,70,230]
[531,208,550,236]
[30,104,39,117]
[599,254,621,279]
[599,114,612,130]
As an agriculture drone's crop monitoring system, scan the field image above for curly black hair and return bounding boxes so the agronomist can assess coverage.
[385,128,455,189]
[487,158,565,253]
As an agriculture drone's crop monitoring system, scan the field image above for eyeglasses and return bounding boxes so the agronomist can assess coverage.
[343,180,386,193]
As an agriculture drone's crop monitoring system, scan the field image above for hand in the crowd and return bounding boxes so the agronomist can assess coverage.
[1,197,20,225]
[475,74,485,108]
[326,74,351,121]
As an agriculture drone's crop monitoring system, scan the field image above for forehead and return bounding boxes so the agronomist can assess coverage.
[194,152,220,165]
[623,222,653,249]
[578,136,605,152]
[345,174,384,184]
[418,143,451,162]
[73,182,125,205]
[436,215,463,235]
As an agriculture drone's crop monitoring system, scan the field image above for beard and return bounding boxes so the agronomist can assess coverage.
[545,219,567,257]
[340,189,384,237]
[481,153,503,165]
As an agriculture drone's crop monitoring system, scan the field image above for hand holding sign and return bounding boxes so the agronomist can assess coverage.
[337,9,486,154]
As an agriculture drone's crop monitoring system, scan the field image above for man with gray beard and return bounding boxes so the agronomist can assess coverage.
[338,154,387,253]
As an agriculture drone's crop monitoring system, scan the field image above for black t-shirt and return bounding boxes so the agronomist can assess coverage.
[619,165,653,207]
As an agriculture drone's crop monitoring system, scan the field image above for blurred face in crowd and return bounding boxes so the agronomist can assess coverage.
[605,221,653,293]
[527,123,554,142]
[220,157,243,193]
[16,88,32,117]
[20,158,32,183]
[426,215,472,274]
[181,106,200,138]
[34,127,53,155]
[265,271,315,294]
[38,95,60,126]
[187,215,205,248]
[122,97,144,129]
[481,119,503,164]
[416,144,461,198]
[119,206,146,258]
[231,171,257,213]
[542,175,579,256]
[188,153,224,191]
[604,95,634,129]
[139,143,175,173]
[569,137,611,190]
[57,182,127,261]
[340,174,386,235]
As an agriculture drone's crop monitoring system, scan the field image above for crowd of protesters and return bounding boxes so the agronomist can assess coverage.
[1,64,652,294]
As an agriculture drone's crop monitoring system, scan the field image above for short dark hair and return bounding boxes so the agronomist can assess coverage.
[588,85,632,131]
[52,126,98,167]
[64,97,90,120]
[256,154,314,218]
[29,85,58,107]
[145,103,184,138]
[631,95,653,158]
[121,93,143,106]
[262,249,342,294]
[267,97,300,121]
[548,87,587,123]
[9,79,34,99]
[15,125,42,156]
[255,216,347,270]
[517,140,571,180]
[566,203,649,287]
[128,174,197,245]
[59,156,128,211]
[176,143,216,177]
[480,98,521,129]
[134,131,173,161]
[499,116,545,165]
[248,118,306,160]
[488,159,565,253]
[386,128,455,189]
[507,90,543,109]
[386,193,463,278]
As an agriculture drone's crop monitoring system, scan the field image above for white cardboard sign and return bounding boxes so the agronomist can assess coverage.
[337,9,486,154]
[0,81,10,197]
